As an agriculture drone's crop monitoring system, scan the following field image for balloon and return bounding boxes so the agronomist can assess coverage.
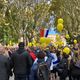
[63,47,71,55]
[40,37,46,43]
[57,23,63,32]
[40,37,51,44]
[28,43,32,47]
[32,39,36,44]
[56,34,60,41]
[74,39,77,44]
[66,34,70,39]
[32,43,34,46]
[55,41,64,47]
[40,43,47,48]
[58,18,64,24]
[58,41,64,46]
[45,38,51,44]
[36,43,40,47]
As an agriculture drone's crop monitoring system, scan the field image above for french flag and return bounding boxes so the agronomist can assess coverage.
[40,28,49,37]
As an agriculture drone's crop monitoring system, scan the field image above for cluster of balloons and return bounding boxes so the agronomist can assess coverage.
[40,37,51,44]
[55,34,64,47]
[28,37,51,47]
[57,18,64,32]
[65,34,77,44]
[28,39,37,47]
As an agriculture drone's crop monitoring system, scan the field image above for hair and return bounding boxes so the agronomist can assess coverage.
[50,46,56,53]
[0,45,5,55]
[18,42,25,48]
[36,51,45,59]
[62,53,69,59]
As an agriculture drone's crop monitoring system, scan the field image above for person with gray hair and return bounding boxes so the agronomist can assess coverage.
[0,45,10,80]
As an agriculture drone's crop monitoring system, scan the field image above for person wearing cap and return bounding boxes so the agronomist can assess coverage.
[10,42,32,80]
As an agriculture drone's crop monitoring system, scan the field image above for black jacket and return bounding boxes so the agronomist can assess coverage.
[10,48,32,75]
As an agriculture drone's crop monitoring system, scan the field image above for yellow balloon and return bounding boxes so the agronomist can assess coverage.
[40,43,47,48]
[63,47,71,55]
[32,43,34,46]
[66,34,70,39]
[56,34,60,41]
[74,39,77,44]
[57,23,63,32]
[32,39,36,44]
[58,18,64,24]
[45,38,51,44]
[28,43,32,47]
[40,37,46,43]
[36,43,40,47]
[58,41,64,46]
[40,37,51,45]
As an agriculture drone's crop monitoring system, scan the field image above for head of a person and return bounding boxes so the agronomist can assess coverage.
[36,48,45,59]
[0,45,5,55]
[50,45,56,53]
[18,42,25,49]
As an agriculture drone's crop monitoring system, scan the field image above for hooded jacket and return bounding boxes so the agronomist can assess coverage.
[10,48,32,75]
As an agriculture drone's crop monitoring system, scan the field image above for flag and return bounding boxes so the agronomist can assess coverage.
[40,28,49,37]
[45,29,49,37]
[40,28,44,37]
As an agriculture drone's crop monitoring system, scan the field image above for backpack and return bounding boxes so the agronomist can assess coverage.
[70,60,80,77]
[56,58,68,77]
[37,62,50,80]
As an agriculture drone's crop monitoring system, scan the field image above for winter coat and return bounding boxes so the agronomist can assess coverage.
[70,60,80,77]
[0,54,10,80]
[10,48,32,75]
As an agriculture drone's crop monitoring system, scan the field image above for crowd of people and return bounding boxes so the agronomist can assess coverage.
[0,42,80,80]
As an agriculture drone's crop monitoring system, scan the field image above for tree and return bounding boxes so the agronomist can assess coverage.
[50,0,80,35]
[0,0,51,44]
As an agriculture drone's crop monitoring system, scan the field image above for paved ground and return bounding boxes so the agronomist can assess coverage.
[9,76,69,80]
[9,76,14,80]
[10,77,14,80]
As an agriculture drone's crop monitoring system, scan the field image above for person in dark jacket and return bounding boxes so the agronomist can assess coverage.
[70,58,80,80]
[10,42,32,80]
[57,47,70,80]
[0,45,10,80]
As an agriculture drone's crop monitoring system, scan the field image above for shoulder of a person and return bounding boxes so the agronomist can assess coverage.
[24,50,30,55]
[51,53,57,57]
[0,54,9,61]
[21,50,31,57]
[11,50,18,57]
